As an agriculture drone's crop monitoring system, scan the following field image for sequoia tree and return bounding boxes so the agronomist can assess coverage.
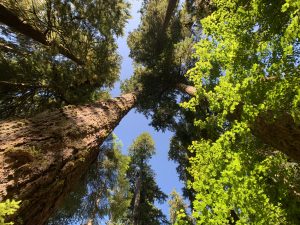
[0,93,136,225]
[0,0,300,224]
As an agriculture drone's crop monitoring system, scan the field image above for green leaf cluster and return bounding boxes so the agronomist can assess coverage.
[0,199,20,225]
[0,0,130,118]
[180,0,300,224]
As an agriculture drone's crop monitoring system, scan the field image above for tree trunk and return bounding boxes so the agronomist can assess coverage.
[0,3,83,65]
[175,84,300,162]
[133,172,142,225]
[0,93,136,225]
[162,0,179,33]
[251,112,300,162]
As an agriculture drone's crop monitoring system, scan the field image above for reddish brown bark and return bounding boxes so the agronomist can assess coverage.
[176,83,197,97]
[0,3,83,65]
[0,93,136,225]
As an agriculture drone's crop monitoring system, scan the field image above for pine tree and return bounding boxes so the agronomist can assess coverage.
[127,132,169,225]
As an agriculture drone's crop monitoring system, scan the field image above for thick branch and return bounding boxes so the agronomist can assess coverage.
[176,83,197,96]
[0,4,83,65]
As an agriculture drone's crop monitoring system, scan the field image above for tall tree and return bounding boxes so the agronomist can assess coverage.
[179,0,300,224]
[1,0,300,224]
[127,132,169,225]
[0,93,136,225]
[0,0,130,118]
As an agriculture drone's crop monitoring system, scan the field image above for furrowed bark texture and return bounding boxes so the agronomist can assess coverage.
[0,3,83,65]
[0,93,136,225]
[251,112,300,162]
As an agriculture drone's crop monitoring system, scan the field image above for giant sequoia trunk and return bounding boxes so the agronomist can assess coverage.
[0,93,136,225]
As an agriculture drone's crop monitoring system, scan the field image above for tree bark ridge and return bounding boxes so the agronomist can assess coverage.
[0,93,136,225]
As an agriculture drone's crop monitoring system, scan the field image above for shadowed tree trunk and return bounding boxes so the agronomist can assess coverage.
[0,93,136,225]
[133,171,142,225]
[161,0,179,33]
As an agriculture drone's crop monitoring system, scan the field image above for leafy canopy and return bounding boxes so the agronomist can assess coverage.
[0,0,130,118]
[180,0,300,224]
[0,200,20,225]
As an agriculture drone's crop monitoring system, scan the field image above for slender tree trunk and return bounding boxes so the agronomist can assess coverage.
[0,93,136,225]
[162,0,179,33]
[133,171,142,225]
[0,3,83,65]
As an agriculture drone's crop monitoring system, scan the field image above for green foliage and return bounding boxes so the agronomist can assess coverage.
[48,134,131,225]
[185,125,300,224]
[121,0,195,131]
[127,132,169,225]
[0,0,130,118]
[168,190,193,225]
[0,199,20,225]
[128,132,155,162]
[180,0,300,224]
[107,136,132,224]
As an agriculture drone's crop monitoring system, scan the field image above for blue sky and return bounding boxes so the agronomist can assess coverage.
[111,0,184,219]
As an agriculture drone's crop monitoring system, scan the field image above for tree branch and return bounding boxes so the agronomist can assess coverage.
[0,4,84,65]
[175,83,197,96]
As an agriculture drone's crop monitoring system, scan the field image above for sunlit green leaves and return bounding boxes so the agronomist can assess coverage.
[0,199,20,225]
[182,0,300,224]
